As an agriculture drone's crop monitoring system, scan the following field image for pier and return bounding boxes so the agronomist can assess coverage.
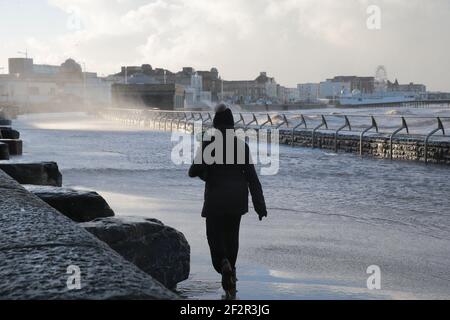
[337,99,450,109]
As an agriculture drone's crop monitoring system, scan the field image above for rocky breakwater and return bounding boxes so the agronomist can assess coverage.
[0,170,177,299]
[0,115,23,158]
[24,185,115,223]
[0,142,8,161]
[0,114,191,297]
[0,162,62,186]
[0,127,20,139]
[0,119,12,126]
[1,163,191,291]
[20,183,191,289]
[81,217,190,290]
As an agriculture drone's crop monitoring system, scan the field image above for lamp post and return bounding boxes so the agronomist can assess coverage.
[17,50,28,59]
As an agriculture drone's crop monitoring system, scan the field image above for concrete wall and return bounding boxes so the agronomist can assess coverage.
[0,170,178,300]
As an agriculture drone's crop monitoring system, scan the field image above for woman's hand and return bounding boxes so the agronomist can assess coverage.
[257,210,267,221]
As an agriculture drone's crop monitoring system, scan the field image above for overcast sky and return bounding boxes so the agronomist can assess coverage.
[0,0,449,91]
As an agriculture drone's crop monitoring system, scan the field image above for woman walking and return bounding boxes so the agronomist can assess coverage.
[189,104,267,299]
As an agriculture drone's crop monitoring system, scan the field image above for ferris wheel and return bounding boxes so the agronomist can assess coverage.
[374,65,388,92]
[375,65,388,83]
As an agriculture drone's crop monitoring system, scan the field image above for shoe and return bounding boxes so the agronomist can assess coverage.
[221,259,235,298]
[232,268,238,283]
[229,268,238,299]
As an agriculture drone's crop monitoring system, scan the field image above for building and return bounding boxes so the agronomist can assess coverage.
[222,72,278,104]
[332,76,375,94]
[277,86,300,103]
[319,79,351,99]
[298,83,320,101]
[175,67,205,108]
[0,74,58,106]
[111,83,185,110]
[1,57,112,109]
[8,58,34,76]
[318,76,375,99]
[387,79,426,93]
[111,65,211,109]
[197,68,221,102]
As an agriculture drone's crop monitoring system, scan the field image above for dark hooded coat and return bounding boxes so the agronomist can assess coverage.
[189,108,267,218]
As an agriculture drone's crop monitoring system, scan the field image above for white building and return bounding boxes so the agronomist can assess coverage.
[278,86,300,103]
[319,80,351,99]
[0,75,112,108]
[1,58,112,109]
[298,83,320,101]
[0,75,57,106]
[286,88,300,102]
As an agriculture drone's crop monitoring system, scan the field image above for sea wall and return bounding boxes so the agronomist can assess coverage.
[0,169,178,300]
[196,124,450,164]
[195,124,450,165]
[277,129,450,164]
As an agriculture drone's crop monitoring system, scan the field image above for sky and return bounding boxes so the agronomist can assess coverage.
[0,0,449,91]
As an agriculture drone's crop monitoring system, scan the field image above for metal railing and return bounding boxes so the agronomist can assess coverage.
[100,108,450,164]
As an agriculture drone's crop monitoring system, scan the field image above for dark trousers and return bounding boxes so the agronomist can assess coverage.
[206,214,242,274]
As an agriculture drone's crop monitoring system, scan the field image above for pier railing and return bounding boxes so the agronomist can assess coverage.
[101,108,450,164]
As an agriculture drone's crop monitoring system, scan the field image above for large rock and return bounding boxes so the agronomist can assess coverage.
[81,216,190,289]
[24,185,115,223]
[0,170,178,300]
[0,128,20,139]
[0,161,62,186]
[0,139,22,155]
[0,143,9,160]
[0,119,11,126]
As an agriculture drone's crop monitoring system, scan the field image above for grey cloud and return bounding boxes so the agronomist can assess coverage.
[31,0,450,90]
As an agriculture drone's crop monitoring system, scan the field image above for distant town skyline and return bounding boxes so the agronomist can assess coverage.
[0,0,449,91]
